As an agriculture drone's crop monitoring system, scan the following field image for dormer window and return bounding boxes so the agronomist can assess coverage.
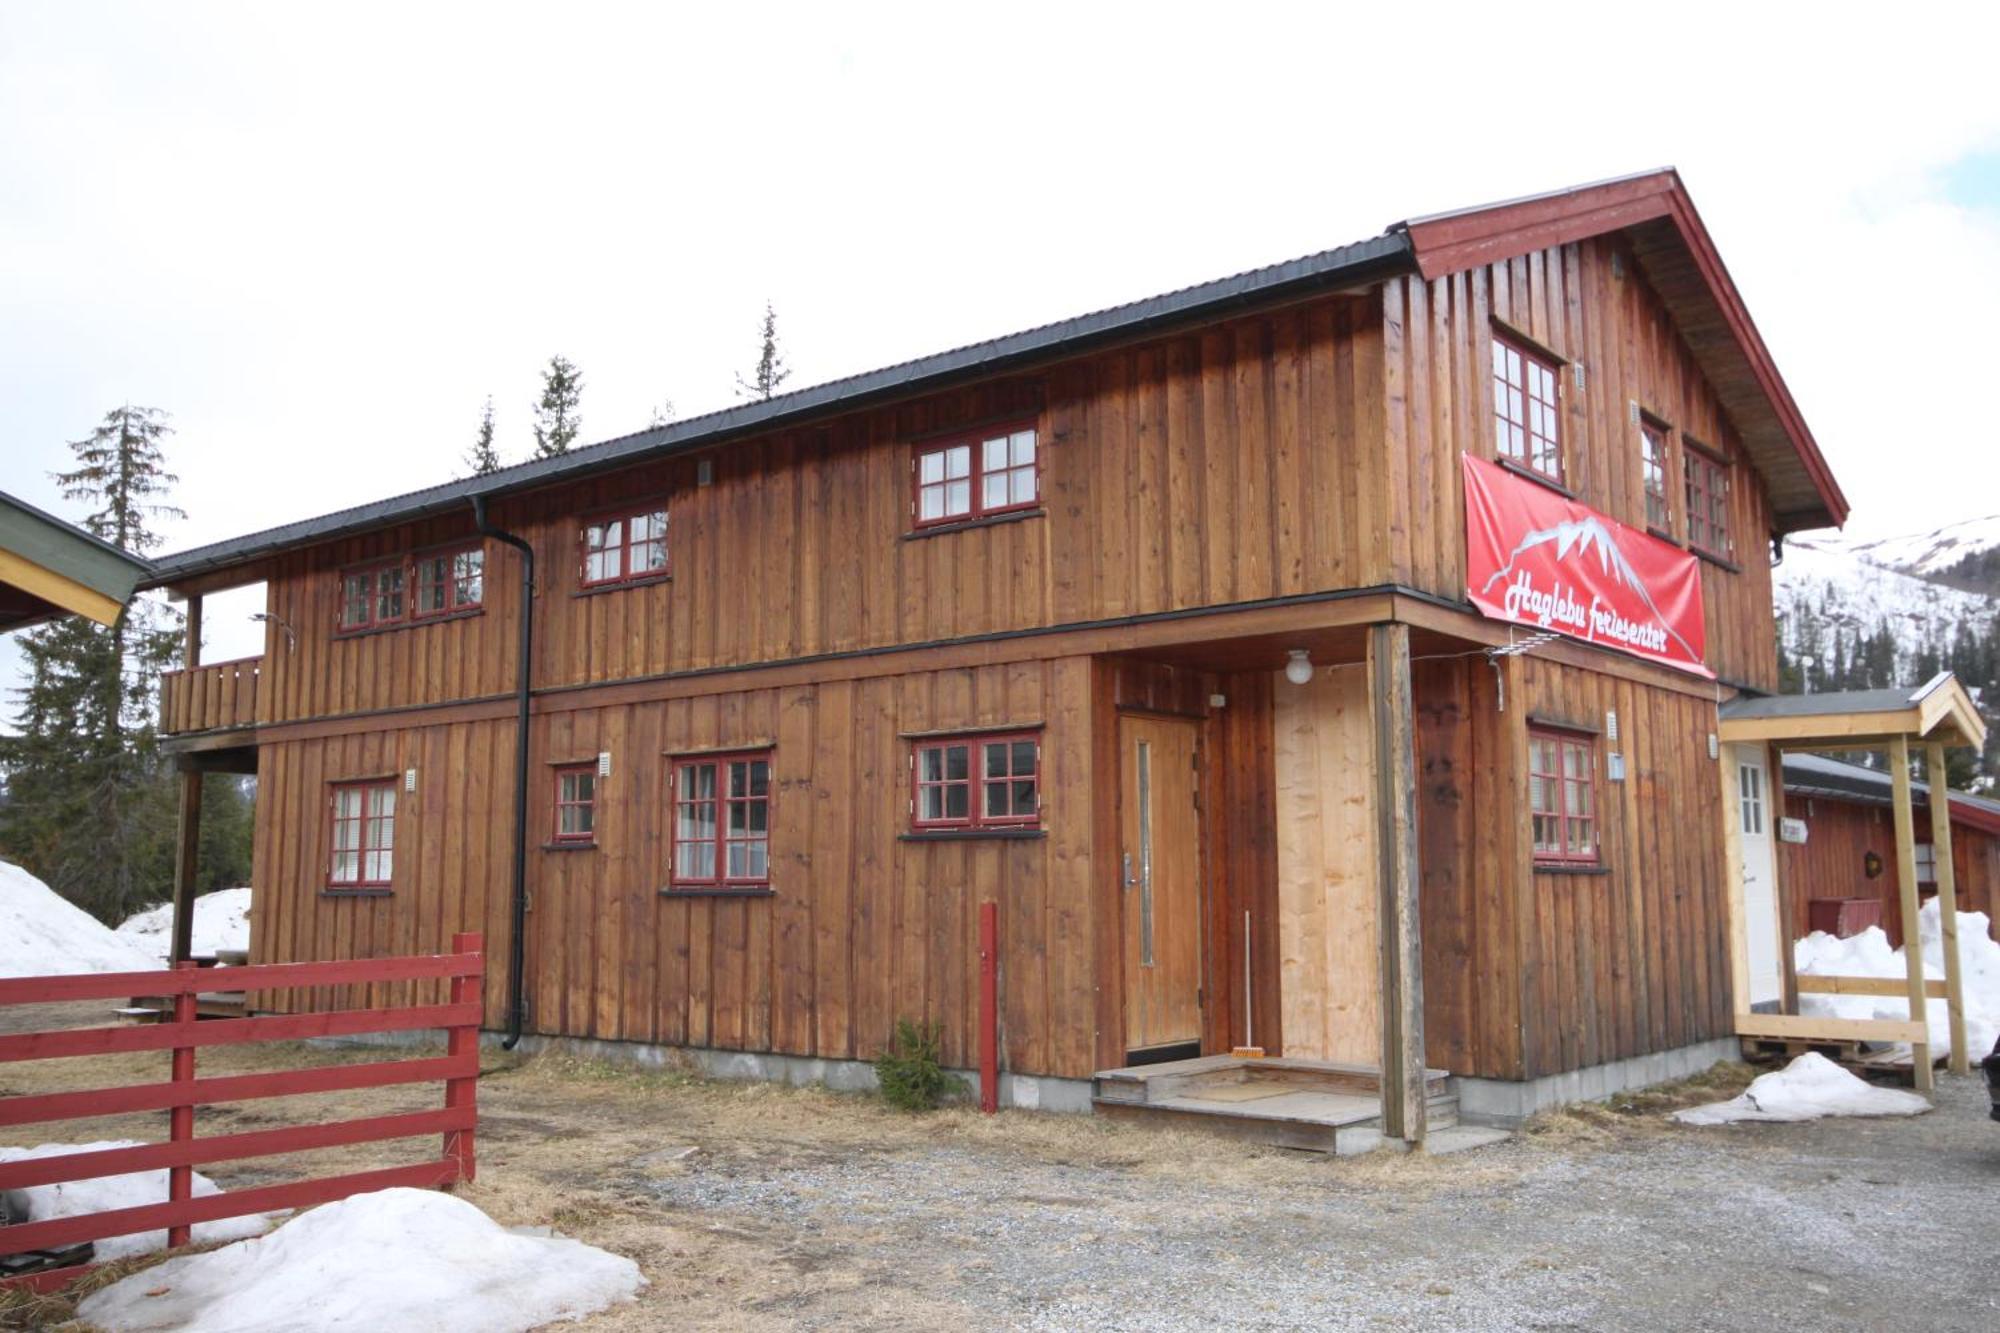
[1492,333,1563,485]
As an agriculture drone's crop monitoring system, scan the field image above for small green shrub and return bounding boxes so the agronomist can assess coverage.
[875,1017,951,1111]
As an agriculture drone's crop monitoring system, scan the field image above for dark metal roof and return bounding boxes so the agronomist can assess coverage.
[1720,686,1928,721]
[1782,751,2000,827]
[0,488,153,633]
[142,230,1415,587]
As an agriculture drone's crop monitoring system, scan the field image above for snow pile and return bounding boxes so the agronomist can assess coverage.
[0,860,160,978]
[79,1187,644,1333]
[1674,1053,1931,1125]
[0,1142,270,1260]
[117,887,252,961]
[1794,900,2000,1058]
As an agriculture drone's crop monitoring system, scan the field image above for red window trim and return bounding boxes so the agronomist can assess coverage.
[667,749,773,889]
[336,560,404,633]
[910,421,1041,530]
[909,731,1042,832]
[1682,440,1732,561]
[1491,330,1564,487]
[551,763,598,845]
[1638,414,1673,536]
[326,778,397,889]
[578,502,672,591]
[1528,726,1598,867]
[410,542,486,622]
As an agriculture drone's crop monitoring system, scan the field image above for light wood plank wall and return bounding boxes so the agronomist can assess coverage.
[1382,233,1780,689]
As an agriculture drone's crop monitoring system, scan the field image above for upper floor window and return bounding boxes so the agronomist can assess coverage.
[1640,419,1672,533]
[339,544,482,632]
[911,732,1040,831]
[914,425,1038,527]
[669,751,771,889]
[328,779,396,888]
[1529,727,1597,867]
[413,547,484,620]
[552,763,597,845]
[1683,444,1732,559]
[581,506,670,588]
[1492,334,1562,485]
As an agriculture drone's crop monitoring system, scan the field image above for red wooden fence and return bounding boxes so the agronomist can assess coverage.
[0,932,483,1293]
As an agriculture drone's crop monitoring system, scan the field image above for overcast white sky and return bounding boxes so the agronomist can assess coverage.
[4,1,1999,684]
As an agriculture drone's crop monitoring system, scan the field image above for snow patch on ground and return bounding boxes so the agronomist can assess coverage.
[0,1142,270,1261]
[1794,899,2000,1058]
[117,888,252,961]
[1674,1053,1931,1125]
[0,860,160,978]
[78,1187,644,1333]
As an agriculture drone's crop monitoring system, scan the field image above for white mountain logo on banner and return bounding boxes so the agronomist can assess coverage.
[1478,514,1703,662]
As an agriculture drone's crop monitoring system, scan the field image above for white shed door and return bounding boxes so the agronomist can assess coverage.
[1735,748,1780,1007]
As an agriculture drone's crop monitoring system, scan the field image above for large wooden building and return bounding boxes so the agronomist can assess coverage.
[148,170,1859,1137]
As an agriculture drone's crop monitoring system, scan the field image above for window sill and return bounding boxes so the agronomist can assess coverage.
[1534,863,1610,877]
[322,887,394,898]
[900,828,1047,843]
[1693,548,1742,575]
[542,841,597,852]
[660,886,776,899]
[1495,457,1575,499]
[1645,525,1679,545]
[574,573,672,599]
[334,607,484,640]
[903,508,1045,541]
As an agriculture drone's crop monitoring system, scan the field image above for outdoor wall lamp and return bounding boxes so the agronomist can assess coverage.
[1284,648,1314,686]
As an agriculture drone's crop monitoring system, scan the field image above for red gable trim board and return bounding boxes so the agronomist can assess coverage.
[1462,453,1712,678]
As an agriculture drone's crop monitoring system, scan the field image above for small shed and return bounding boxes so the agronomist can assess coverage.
[0,489,151,632]
[1718,674,1989,1086]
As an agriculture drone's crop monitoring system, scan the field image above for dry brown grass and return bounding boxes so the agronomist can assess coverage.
[1518,1060,1758,1146]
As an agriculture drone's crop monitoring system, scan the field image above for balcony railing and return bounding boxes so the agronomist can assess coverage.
[160,656,261,734]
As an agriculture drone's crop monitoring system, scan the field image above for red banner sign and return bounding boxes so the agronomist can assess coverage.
[1463,453,1711,677]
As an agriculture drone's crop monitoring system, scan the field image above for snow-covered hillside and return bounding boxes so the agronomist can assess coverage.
[1838,513,2000,579]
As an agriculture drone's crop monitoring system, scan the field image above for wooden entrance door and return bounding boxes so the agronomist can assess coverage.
[1119,714,1204,1055]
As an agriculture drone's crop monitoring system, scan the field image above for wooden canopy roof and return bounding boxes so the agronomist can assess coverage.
[1718,672,1988,750]
[0,489,151,632]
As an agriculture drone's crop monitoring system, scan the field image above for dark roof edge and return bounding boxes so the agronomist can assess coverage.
[143,231,1415,587]
[0,488,154,572]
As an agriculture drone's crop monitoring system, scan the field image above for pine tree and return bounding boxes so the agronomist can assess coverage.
[735,302,792,401]
[532,356,583,458]
[0,406,186,923]
[466,396,502,475]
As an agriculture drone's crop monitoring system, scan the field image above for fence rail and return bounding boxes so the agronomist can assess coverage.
[0,933,482,1293]
[158,655,261,734]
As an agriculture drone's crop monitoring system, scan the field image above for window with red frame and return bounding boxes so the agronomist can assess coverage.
[914,426,1038,526]
[581,507,669,588]
[552,764,597,844]
[338,562,405,631]
[1492,334,1563,484]
[328,779,396,887]
[670,752,771,888]
[1640,420,1672,533]
[1529,728,1597,866]
[412,546,484,619]
[912,732,1040,830]
[1684,446,1731,558]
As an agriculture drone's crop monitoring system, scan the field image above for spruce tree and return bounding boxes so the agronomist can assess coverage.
[466,396,502,475]
[735,301,792,401]
[531,356,583,458]
[646,398,676,430]
[0,406,186,923]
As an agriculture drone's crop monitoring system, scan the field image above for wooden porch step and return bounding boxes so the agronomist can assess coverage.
[1092,1054,1450,1106]
[1093,1087,1460,1154]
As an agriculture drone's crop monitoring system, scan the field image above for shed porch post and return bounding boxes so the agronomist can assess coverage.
[1887,737,1933,1093]
[1924,741,1968,1075]
[1369,622,1426,1145]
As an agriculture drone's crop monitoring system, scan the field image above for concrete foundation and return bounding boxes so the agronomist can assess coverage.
[1454,1037,1741,1127]
[315,1027,1095,1114]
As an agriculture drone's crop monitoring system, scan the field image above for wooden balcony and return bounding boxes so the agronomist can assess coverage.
[160,656,261,736]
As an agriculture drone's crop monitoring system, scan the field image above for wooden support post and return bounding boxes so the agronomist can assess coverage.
[1925,742,1968,1075]
[167,961,198,1248]
[978,903,999,1114]
[1720,743,1752,1023]
[1768,742,1799,1016]
[443,931,481,1182]
[1887,738,1933,1092]
[169,765,203,966]
[183,592,202,669]
[1369,623,1426,1145]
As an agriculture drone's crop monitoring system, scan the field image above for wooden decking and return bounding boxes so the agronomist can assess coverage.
[1091,1054,1464,1154]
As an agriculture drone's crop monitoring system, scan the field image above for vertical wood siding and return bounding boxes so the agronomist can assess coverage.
[1779,795,2000,949]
